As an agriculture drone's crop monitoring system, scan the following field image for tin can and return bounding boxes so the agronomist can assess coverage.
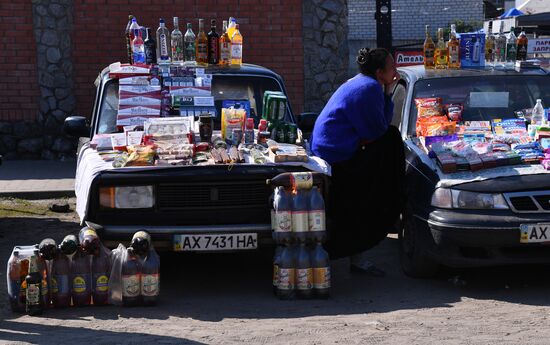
[287,124,297,144]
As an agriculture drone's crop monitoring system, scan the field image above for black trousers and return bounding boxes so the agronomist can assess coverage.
[325,126,406,259]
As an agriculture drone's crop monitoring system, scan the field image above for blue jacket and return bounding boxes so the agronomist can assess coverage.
[311,74,394,164]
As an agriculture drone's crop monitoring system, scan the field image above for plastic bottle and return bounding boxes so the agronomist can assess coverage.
[79,227,100,256]
[532,99,545,125]
[308,186,326,243]
[296,243,313,299]
[141,248,160,306]
[274,187,292,244]
[132,28,146,64]
[292,189,309,244]
[39,238,57,261]
[36,253,50,308]
[311,243,331,299]
[277,244,295,300]
[71,248,92,307]
[60,234,78,257]
[130,230,151,258]
[92,244,110,306]
[25,253,43,315]
[267,172,323,190]
[272,246,283,295]
[122,248,141,307]
[7,250,23,312]
[51,248,71,308]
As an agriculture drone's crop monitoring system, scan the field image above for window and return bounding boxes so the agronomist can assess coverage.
[96,75,289,134]
[391,83,407,128]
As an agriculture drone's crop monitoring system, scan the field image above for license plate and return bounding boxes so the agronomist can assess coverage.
[520,224,550,243]
[173,233,258,251]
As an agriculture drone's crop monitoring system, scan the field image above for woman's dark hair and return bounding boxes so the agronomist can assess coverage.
[356,48,391,76]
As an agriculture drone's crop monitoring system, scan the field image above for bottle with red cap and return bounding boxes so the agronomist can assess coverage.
[244,118,255,144]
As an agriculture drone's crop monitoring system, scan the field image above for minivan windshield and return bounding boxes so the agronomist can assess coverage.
[409,75,550,135]
[96,75,290,134]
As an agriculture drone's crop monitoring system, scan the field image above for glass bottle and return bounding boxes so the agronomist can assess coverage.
[423,25,435,69]
[485,22,495,66]
[207,19,220,65]
[434,28,447,69]
[505,27,517,65]
[25,254,43,315]
[230,24,243,66]
[219,20,231,65]
[227,17,237,41]
[447,24,460,69]
[495,21,507,65]
[196,19,209,65]
[144,27,157,65]
[171,17,184,63]
[184,23,196,63]
[125,15,135,64]
[156,18,171,63]
[516,29,528,61]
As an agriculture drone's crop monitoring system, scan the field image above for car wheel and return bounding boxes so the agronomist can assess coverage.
[399,203,439,278]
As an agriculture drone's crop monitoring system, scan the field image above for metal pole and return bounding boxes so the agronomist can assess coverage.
[375,0,393,51]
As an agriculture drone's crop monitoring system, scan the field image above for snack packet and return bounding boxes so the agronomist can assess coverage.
[445,103,463,122]
[415,97,443,117]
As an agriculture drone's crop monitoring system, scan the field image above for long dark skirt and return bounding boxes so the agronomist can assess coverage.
[325,126,406,259]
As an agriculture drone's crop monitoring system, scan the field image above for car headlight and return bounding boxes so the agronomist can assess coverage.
[431,188,509,210]
[99,186,154,209]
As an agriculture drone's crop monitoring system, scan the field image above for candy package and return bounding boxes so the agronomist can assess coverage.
[415,97,443,118]
[416,116,454,136]
[445,103,463,122]
[124,145,156,167]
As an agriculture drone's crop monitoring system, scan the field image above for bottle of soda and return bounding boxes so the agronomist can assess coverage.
[311,242,331,299]
[273,187,292,244]
[267,172,323,190]
[25,253,43,315]
[39,238,57,261]
[308,186,326,243]
[276,244,295,300]
[272,246,283,295]
[292,189,309,243]
[19,256,29,308]
[130,230,151,258]
[92,244,110,306]
[36,253,50,308]
[141,248,160,306]
[60,234,78,257]
[296,243,313,299]
[79,227,100,256]
[122,248,141,307]
[71,248,92,307]
[7,250,23,312]
[51,248,71,308]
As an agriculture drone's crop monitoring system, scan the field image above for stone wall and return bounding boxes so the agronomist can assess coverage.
[303,0,350,114]
[32,0,77,160]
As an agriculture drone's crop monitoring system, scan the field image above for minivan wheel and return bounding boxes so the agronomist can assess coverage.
[399,203,439,278]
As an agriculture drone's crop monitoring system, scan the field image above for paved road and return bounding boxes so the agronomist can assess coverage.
[1,198,550,345]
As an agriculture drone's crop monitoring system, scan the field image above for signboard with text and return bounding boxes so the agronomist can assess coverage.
[394,50,424,67]
[527,38,550,54]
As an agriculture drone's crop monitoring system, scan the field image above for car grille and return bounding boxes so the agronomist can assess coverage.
[158,180,270,209]
[504,191,550,213]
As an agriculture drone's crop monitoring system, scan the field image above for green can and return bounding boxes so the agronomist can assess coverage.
[287,123,297,144]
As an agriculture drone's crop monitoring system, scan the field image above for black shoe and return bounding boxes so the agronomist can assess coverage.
[350,264,386,277]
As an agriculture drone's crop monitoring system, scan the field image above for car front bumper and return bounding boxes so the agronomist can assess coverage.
[421,209,550,267]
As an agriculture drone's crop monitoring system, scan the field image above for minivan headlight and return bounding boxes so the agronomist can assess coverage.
[431,188,509,210]
[99,186,154,209]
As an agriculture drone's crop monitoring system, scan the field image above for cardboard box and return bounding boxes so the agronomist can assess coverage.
[459,33,485,68]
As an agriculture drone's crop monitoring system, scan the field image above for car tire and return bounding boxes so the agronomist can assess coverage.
[399,202,439,278]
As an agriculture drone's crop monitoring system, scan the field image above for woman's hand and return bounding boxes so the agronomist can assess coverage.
[384,70,400,95]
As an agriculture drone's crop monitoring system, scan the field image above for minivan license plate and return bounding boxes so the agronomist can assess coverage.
[173,233,258,251]
[520,224,550,243]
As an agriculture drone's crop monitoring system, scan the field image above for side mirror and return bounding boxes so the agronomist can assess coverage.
[297,112,319,140]
[64,116,91,138]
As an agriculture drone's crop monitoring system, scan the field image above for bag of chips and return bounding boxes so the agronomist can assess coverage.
[415,97,443,117]
[445,103,463,122]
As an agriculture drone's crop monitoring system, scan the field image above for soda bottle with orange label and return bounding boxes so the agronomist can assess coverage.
[292,189,309,243]
[141,247,160,306]
[311,242,330,299]
[277,244,295,300]
[51,248,71,308]
[25,253,43,315]
[272,246,283,295]
[122,248,141,307]
[296,243,313,299]
[274,187,292,244]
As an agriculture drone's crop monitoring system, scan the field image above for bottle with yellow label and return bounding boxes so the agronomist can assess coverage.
[296,243,313,299]
[447,24,460,69]
[423,25,435,69]
[71,248,92,307]
[435,28,448,69]
[92,244,110,306]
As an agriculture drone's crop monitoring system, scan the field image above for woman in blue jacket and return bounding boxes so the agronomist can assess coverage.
[312,48,405,276]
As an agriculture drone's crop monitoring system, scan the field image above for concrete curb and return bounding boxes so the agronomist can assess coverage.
[0,190,76,200]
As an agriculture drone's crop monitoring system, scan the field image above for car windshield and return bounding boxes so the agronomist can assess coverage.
[408,75,550,135]
[96,75,290,134]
